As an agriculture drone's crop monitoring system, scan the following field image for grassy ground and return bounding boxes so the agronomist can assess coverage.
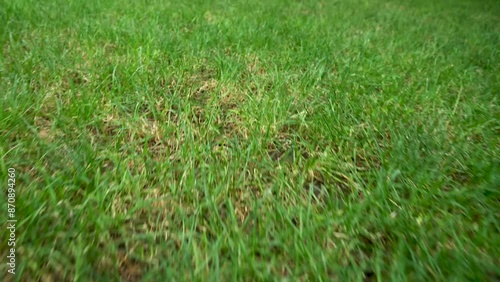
[1,0,499,280]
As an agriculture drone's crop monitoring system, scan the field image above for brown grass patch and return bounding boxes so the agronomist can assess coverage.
[245,54,267,76]
[118,252,144,282]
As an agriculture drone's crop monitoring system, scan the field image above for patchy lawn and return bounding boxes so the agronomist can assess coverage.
[1,0,499,280]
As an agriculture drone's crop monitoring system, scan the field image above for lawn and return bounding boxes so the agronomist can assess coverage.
[0,0,499,280]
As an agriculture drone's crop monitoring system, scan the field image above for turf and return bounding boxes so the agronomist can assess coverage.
[0,0,499,280]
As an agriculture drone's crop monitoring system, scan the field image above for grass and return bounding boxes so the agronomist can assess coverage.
[0,0,499,280]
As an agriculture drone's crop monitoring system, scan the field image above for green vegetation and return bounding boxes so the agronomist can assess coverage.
[1,0,499,280]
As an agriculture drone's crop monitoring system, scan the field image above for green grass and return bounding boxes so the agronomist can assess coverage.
[1,0,499,280]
